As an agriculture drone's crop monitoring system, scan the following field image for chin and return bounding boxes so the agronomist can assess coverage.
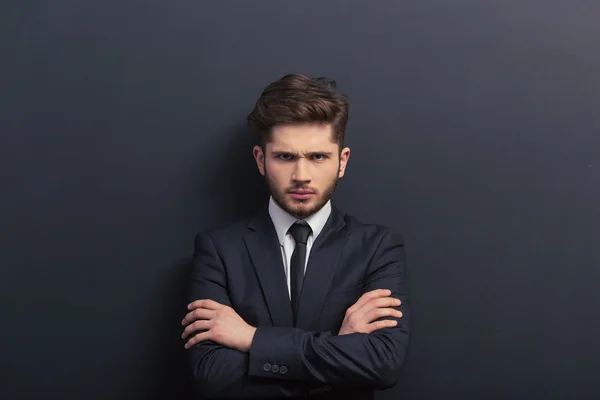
[271,190,326,218]
[289,199,322,218]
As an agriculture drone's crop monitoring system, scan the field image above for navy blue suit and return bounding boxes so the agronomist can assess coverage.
[186,204,410,398]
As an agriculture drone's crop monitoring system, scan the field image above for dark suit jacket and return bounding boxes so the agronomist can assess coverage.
[186,204,410,399]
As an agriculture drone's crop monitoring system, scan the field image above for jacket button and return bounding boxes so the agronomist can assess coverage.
[263,363,271,372]
[280,366,288,374]
[271,364,279,373]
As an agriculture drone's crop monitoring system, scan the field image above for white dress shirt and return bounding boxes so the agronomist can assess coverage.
[268,196,332,298]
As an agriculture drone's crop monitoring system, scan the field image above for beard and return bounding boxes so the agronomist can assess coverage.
[265,170,339,220]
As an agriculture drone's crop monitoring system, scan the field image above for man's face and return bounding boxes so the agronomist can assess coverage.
[253,123,350,219]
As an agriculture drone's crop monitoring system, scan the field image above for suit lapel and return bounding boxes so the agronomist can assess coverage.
[243,206,293,327]
[295,207,348,330]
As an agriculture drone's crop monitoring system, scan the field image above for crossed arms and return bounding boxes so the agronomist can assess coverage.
[182,231,410,398]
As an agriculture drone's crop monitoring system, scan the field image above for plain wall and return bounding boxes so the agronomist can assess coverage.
[2,1,599,399]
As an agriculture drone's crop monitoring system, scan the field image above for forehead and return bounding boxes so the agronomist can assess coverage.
[269,123,336,151]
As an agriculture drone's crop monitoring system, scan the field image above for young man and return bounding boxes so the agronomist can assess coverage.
[181,74,410,399]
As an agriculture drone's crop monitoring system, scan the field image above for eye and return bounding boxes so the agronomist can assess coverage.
[275,153,294,161]
[311,153,328,161]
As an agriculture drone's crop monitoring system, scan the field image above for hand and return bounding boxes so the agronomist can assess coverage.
[338,289,403,335]
[181,299,257,352]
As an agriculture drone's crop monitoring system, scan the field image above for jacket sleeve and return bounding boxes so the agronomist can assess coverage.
[247,230,411,390]
[186,232,316,398]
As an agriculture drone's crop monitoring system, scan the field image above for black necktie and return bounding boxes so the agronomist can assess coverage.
[288,222,312,325]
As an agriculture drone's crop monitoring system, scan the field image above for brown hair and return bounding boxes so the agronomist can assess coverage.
[247,73,349,149]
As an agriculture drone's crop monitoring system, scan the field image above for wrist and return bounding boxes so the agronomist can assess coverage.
[245,326,257,352]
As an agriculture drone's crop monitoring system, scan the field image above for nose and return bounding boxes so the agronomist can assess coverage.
[292,158,311,182]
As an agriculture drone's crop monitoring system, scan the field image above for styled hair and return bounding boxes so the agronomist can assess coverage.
[247,73,349,149]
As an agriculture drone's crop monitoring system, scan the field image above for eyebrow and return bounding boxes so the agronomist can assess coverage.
[271,150,334,156]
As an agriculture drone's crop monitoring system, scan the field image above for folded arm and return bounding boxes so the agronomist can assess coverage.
[247,230,410,389]
[186,233,310,398]
[186,230,410,396]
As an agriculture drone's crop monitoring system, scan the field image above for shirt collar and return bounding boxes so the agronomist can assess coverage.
[268,196,332,245]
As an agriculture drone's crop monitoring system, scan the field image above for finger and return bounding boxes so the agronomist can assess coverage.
[184,330,212,349]
[357,297,400,318]
[182,319,212,340]
[187,299,224,311]
[366,319,397,333]
[364,307,403,323]
[347,289,391,314]
[181,308,216,325]
[366,297,401,310]
[352,296,399,319]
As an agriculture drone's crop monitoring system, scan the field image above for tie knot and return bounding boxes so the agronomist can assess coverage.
[288,222,312,245]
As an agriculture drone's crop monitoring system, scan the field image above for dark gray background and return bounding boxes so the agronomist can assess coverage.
[2,1,599,399]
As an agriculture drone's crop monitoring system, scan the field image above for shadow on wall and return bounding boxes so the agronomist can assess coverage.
[151,126,269,399]
[197,125,270,225]
[149,257,195,400]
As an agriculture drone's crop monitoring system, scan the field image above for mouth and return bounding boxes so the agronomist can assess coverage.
[288,190,316,201]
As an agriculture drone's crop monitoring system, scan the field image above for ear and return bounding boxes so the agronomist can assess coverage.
[253,145,266,176]
[338,147,351,178]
